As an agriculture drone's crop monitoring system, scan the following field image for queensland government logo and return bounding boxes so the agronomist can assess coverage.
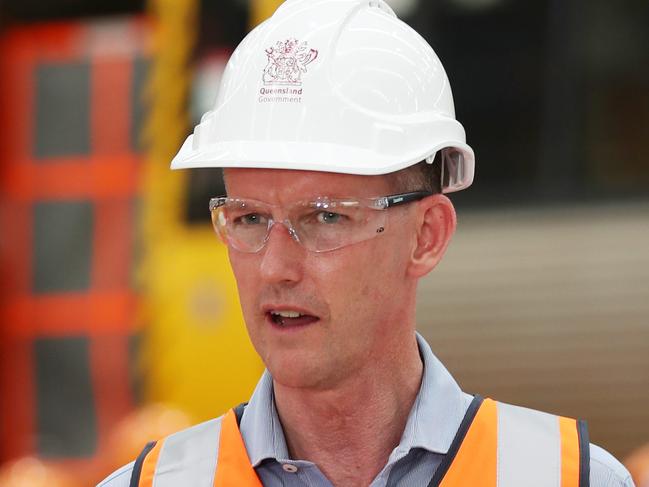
[259,39,318,104]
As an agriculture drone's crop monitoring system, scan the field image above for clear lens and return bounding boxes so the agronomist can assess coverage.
[291,199,386,252]
[212,199,272,253]
[210,197,388,253]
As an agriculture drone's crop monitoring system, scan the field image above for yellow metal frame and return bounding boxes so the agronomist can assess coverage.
[139,0,265,422]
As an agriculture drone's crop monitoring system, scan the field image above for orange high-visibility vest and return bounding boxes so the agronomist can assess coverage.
[130,397,589,487]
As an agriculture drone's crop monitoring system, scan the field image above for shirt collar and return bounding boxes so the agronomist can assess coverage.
[398,333,473,454]
[239,332,472,465]
[239,369,289,466]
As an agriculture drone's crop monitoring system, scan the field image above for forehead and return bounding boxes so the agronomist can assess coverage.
[223,168,394,202]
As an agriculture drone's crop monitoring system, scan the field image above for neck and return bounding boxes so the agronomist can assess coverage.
[273,333,423,487]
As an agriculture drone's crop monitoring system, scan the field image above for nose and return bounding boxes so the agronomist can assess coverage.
[259,220,305,284]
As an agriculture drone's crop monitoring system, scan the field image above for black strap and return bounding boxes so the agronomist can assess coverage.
[426,395,484,487]
[578,419,590,487]
[234,402,248,426]
[128,440,157,487]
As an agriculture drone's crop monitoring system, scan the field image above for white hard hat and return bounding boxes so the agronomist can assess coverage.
[171,0,475,193]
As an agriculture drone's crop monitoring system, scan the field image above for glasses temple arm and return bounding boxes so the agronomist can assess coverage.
[382,191,433,208]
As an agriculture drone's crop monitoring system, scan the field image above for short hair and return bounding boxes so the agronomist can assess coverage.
[389,151,443,194]
[220,151,444,195]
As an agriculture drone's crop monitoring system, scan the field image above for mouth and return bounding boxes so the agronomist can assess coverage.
[266,309,320,329]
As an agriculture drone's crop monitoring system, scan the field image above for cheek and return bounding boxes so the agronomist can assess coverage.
[313,239,407,315]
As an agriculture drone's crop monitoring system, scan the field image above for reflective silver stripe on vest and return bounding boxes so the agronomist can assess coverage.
[497,402,562,487]
[152,417,222,487]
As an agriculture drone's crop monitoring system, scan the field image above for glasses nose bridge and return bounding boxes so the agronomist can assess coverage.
[266,215,301,245]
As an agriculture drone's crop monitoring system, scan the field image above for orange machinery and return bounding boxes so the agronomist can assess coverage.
[0,18,148,476]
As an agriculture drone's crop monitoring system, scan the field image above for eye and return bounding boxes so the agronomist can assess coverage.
[315,211,344,224]
[234,213,267,225]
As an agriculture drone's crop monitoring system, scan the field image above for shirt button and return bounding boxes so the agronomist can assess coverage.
[282,464,298,473]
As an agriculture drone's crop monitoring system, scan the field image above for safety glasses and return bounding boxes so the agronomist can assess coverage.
[209,191,431,253]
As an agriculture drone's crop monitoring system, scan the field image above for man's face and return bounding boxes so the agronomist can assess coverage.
[224,168,422,390]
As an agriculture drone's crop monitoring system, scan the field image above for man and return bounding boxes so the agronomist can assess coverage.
[99,0,635,485]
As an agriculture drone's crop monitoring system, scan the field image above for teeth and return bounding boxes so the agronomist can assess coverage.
[272,310,303,318]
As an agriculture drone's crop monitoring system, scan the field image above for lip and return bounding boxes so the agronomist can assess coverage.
[262,304,321,331]
[261,303,318,315]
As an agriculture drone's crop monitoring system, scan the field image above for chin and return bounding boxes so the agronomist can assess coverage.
[265,353,329,389]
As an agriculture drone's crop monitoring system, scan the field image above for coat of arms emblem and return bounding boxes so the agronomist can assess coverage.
[262,39,318,86]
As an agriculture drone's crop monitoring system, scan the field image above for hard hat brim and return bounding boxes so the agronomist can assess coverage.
[171,136,475,192]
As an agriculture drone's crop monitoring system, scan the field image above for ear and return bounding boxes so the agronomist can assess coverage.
[407,194,457,278]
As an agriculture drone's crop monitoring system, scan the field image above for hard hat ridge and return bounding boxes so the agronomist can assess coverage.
[171,0,475,193]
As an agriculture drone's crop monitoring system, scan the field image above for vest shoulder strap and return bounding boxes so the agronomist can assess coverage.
[129,417,223,487]
[434,398,589,487]
[128,403,253,487]
[496,401,589,487]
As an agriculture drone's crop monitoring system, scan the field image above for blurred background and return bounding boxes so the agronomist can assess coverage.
[0,0,647,485]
